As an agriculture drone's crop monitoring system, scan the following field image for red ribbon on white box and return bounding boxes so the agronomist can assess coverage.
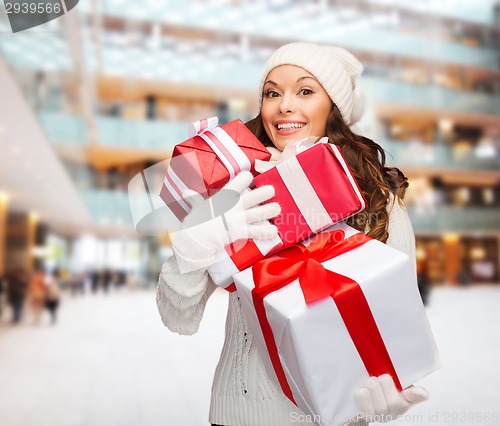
[207,186,284,292]
[163,117,252,217]
[208,229,284,292]
[251,229,403,405]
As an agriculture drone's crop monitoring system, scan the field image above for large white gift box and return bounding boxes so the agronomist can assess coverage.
[233,222,441,426]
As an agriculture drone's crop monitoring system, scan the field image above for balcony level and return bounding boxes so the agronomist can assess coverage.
[407,205,500,232]
[80,189,500,235]
[363,77,500,116]
[80,0,500,70]
[39,111,500,172]
[1,20,498,78]
[380,140,499,172]
[358,0,499,27]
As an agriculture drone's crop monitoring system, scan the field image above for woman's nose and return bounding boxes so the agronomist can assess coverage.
[279,94,294,114]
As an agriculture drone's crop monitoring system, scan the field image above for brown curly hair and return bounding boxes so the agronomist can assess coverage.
[245,106,408,243]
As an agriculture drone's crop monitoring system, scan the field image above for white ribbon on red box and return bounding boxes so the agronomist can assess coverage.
[187,117,251,179]
[163,117,252,218]
[255,137,365,232]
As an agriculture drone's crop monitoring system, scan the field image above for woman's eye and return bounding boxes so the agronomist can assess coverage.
[264,90,280,98]
[299,88,314,96]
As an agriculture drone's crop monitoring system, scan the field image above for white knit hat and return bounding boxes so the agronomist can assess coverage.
[258,42,366,126]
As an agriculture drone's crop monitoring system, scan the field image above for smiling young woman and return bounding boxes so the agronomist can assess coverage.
[157,42,426,426]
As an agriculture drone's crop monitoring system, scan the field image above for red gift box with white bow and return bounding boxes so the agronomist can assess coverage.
[159,117,271,221]
[253,137,365,245]
[207,137,365,291]
[233,222,441,426]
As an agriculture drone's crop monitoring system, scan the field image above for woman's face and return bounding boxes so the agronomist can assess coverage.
[261,65,333,151]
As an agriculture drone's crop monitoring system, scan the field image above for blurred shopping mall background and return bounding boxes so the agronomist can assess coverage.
[0,1,499,425]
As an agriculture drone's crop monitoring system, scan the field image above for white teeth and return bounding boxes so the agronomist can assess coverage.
[277,123,305,130]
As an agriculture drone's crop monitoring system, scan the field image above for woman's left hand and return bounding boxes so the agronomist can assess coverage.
[353,374,428,423]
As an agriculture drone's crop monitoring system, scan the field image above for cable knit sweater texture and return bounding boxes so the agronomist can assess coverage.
[156,195,416,426]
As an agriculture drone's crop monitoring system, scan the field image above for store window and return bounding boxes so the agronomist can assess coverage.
[416,238,445,285]
[462,238,499,284]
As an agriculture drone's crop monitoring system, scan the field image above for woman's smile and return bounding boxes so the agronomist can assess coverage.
[274,120,307,135]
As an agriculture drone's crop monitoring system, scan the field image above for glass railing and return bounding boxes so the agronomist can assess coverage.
[362,78,500,115]
[380,140,499,171]
[407,205,500,232]
[79,189,134,227]
[38,111,185,151]
[38,111,88,145]
[364,0,496,26]
[96,116,186,150]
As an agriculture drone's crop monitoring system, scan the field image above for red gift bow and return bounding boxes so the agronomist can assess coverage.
[251,229,402,406]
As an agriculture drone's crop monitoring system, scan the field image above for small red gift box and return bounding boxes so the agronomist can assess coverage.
[253,139,365,245]
[159,117,271,221]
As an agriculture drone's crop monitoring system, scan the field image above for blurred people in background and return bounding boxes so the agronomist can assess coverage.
[90,270,100,293]
[102,268,111,293]
[45,269,61,325]
[417,269,431,306]
[456,268,470,286]
[78,269,129,295]
[6,268,28,324]
[33,70,49,110]
[116,270,127,289]
[70,272,86,296]
[28,267,46,325]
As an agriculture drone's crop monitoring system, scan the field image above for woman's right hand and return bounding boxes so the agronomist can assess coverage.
[172,171,280,272]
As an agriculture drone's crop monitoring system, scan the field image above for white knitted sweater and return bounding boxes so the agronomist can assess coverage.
[156,196,416,426]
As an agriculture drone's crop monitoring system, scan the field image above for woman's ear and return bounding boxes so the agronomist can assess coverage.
[265,146,282,160]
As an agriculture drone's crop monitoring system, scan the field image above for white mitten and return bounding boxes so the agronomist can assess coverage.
[172,171,280,273]
[353,374,428,423]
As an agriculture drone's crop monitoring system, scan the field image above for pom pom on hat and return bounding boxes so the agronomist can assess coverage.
[350,85,367,125]
[258,42,366,126]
